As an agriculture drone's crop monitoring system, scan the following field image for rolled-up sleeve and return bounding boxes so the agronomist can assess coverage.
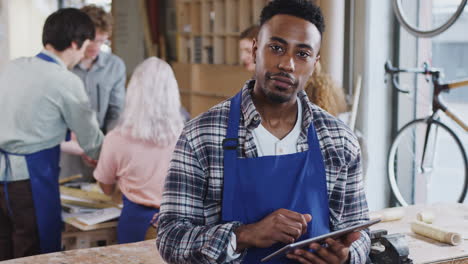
[339,140,370,263]
[60,78,103,159]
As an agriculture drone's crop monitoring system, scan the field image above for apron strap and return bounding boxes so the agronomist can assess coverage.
[0,149,25,217]
[223,92,242,150]
[222,92,243,221]
[305,119,320,150]
[36,53,59,65]
[36,53,70,141]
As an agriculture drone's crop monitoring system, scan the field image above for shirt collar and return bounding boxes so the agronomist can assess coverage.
[94,52,108,68]
[76,52,108,71]
[240,79,315,133]
[40,49,67,69]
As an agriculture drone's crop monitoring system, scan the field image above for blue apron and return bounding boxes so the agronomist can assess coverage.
[222,91,330,263]
[0,52,64,253]
[117,195,159,244]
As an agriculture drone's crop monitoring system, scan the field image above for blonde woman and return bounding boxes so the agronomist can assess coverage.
[93,57,184,244]
[304,61,348,116]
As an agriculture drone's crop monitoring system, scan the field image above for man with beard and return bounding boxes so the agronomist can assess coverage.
[157,0,370,263]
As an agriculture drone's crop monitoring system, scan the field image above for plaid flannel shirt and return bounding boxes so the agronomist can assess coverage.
[157,80,370,264]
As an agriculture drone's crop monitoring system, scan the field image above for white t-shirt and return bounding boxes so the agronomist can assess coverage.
[227,98,303,260]
[252,98,302,156]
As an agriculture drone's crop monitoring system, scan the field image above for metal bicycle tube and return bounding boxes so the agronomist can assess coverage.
[420,119,434,174]
[445,109,468,132]
[447,79,468,89]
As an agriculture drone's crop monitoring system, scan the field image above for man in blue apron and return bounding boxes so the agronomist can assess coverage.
[0,9,104,260]
[157,0,370,263]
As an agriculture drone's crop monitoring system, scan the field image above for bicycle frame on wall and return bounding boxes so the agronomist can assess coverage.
[385,61,468,206]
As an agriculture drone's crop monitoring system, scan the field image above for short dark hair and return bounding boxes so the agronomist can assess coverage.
[42,8,95,51]
[240,25,260,40]
[259,0,325,34]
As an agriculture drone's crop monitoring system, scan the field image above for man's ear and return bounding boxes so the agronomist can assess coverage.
[252,38,258,64]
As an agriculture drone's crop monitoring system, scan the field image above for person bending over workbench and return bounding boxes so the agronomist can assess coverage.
[0,8,103,260]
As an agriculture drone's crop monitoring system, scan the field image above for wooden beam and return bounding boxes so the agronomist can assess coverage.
[139,0,157,57]
[60,186,112,203]
[213,0,225,34]
[63,217,118,231]
[213,36,224,64]
[61,199,116,209]
[59,174,83,185]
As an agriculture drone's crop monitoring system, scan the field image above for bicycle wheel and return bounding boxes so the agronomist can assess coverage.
[388,118,468,206]
[392,0,468,38]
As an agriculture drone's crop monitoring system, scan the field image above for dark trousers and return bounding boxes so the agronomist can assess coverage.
[0,180,40,260]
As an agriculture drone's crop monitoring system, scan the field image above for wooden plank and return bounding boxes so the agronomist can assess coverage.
[1,240,166,264]
[213,0,225,34]
[176,35,189,63]
[192,35,203,63]
[61,199,116,209]
[225,0,238,33]
[252,0,265,24]
[213,36,224,64]
[225,36,238,65]
[175,1,185,32]
[201,0,210,34]
[239,0,252,31]
[139,0,157,57]
[63,217,118,232]
[178,2,192,33]
[190,1,201,34]
[202,36,213,64]
[60,186,112,203]
[370,203,468,263]
[59,174,83,185]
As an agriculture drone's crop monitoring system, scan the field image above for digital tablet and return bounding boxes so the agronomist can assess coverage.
[261,218,381,262]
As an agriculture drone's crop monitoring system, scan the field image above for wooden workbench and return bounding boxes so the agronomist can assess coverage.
[3,203,467,264]
[1,239,166,264]
[370,203,468,263]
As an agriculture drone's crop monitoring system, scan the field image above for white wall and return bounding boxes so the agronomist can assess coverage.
[7,0,57,60]
[319,0,345,88]
[112,0,145,76]
[0,0,9,71]
[353,0,395,210]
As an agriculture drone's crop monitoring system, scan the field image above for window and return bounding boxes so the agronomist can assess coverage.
[395,0,468,204]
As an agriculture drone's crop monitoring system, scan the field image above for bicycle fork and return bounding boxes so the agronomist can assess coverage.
[420,120,438,174]
[416,118,441,204]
